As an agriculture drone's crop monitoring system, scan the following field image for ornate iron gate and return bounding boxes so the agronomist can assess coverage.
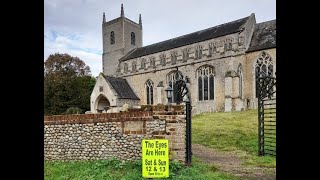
[257,76,276,156]
[172,69,192,165]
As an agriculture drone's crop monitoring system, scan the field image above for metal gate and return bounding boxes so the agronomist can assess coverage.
[257,76,276,156]
[172,68,192,165]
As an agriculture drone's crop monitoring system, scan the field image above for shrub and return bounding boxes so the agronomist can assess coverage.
[65,107,82,114]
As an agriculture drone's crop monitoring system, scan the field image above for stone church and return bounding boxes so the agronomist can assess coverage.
[90,4,276,114]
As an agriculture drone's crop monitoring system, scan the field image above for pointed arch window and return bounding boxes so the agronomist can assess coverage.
[195,48,199,59]
[228,42,232,50]
[224,40,232,51]
[255,52,273,98]
[209,75,214,99]
[208,43,217,56]
[203,75,208,100]
[166,71,183,103]
[198,76,203,100]
[197,65,215,101]
[145,79,154,105]
[195,46,202,59]
[110,31,115,44]
[199,47,202,59]
[224,43,228,51]
[182,48,189,62]
[132,61,137,72]
[140,58,146,69]
[124,63,128,73]
[131,32,135,45]
[160,54,166,66]
[208,43,213,56]
[171,51,177,65]
[149,57,156,68]
[213,45,217,54]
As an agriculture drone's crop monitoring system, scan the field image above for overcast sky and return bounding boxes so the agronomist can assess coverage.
[44,0,276,77]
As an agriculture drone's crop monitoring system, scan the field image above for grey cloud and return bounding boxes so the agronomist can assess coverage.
[45,0,275,76]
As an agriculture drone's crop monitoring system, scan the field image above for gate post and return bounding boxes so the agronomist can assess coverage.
[185,96,192,165]
[258,78,263,156]
[258,96,264,156]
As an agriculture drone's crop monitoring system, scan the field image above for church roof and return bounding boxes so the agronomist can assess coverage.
[247,20,276,52]
[104,76,140,100]
[119,16,250,62]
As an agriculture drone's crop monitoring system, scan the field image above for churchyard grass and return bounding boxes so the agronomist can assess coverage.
[44,157,236,179]
[192,109,276,167]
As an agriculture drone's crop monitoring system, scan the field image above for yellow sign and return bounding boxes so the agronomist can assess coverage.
[142,139,169,178]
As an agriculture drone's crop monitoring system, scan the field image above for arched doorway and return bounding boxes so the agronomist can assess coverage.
[95,94,110,113]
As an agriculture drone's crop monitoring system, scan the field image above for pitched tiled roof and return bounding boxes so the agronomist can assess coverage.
[119,16,250,61]
[247,20,276,52]
[104,76,140,100]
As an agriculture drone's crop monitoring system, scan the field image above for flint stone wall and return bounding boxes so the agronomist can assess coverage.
[44,105,186,162]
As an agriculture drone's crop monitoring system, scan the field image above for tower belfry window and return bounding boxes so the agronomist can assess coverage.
[110,31,115,44]
[131,32,135,45]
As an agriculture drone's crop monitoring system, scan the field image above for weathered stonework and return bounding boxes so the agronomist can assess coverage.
[244,48,276,109]
[102,16,143,76]
[91,7,276,115]
[44,105,186,162]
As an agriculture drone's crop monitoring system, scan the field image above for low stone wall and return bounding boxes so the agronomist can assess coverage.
[44,105,186,162]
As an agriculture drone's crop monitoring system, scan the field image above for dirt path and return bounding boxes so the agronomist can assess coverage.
[192,144,276,180]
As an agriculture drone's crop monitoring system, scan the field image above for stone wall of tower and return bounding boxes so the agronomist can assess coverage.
[102,18,125,75]
[102,16,142,76]
[123,18,143,53]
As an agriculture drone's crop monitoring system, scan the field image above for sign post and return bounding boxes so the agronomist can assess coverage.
[142,139,169,178]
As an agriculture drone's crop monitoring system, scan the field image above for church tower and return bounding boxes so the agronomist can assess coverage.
[102,4,143,75]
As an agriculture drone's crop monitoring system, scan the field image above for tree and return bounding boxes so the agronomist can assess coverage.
[44,53,96,115]
[44,53,91,77]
